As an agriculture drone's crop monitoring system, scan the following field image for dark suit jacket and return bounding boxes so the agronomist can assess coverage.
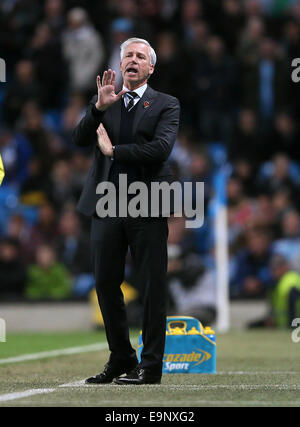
[72,85,180,216]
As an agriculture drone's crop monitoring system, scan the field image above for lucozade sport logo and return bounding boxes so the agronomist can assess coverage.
[163,350,212,371]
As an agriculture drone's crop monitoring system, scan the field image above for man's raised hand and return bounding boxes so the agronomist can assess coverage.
[95,70,126,111]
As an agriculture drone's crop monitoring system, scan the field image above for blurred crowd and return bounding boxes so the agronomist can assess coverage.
[1,0,300,326]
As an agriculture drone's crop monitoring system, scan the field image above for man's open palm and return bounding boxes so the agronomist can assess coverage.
[95,69,126,111]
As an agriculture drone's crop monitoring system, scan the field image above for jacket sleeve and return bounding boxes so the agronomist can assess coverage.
[113,97,180,164]
[72,95,104,147]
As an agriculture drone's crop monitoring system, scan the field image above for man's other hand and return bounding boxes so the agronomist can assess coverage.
[95,70,127,111]
[97,123,113,157]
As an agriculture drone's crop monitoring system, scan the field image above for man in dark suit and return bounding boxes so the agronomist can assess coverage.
[73,38,180,385]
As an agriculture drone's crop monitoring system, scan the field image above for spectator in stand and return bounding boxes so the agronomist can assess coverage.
[169,128,196,179]
[218,0,245,54]
[231,228,273,298]
[187,19,210,56]
[56,210,93,297]
[181,0,204,42]
[111,0,137,21]
[251,193,278,234]
[19,101,55,172]
[180,19,210,126]
[273,210,300,271]
[237,17,265,67]
[257,153,300,198]
[136,0,165,38]
[0,237,26,299]
[43,0,65,38]
[244,0,264,19]
[5,214,31,263]
[267,112,300,159]
[271,187,296,224]
[27,202,58,262]
[240,37,290,127]
[25,243,71,300]
[269,253,300,328]
[289,0,300,20]
[152,32,182,94]
[49,157,78,209]
[69,152,92,202]
[227,175,256,242]
[186,19,210,87]
[231,159,259,198]
[0,126,32,186]
[195,35,237,141]
[3,59,43,127]
[151,32,190,114]
[61,93,86,147]
[20,157,52,207]
[282,19,300,61]
[62,7,105,97]
[56,210,91,276]
[229,109,267,165]
[25,22,65,109]
[249,254,300,328]
[184,148,213,214]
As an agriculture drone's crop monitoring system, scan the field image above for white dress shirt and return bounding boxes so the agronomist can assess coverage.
[122,83,147,111]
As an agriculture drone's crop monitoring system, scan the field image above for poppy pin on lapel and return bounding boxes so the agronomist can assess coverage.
[143,101,150,109]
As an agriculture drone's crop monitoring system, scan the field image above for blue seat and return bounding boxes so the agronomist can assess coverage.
[207,142,227,168]
[44,110,62,133]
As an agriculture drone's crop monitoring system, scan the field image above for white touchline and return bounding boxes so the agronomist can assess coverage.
[0,342,108,365]
[0,389,56,402]
[0,338,139,366]
[0,382,83,404]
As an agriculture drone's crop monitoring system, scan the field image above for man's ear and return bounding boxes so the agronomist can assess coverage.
[147,65,155,81]
[149,64,154,76]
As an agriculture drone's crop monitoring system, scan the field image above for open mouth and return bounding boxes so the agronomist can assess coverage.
[126,67,138,75]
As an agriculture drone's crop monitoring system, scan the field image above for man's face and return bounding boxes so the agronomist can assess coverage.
[120,42,154,87]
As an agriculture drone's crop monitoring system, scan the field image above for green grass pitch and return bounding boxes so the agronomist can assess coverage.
[0,329,299,407]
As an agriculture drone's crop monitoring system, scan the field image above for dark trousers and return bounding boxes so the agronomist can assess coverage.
[91,214,168,373]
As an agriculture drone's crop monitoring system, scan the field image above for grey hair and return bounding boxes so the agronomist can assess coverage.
[120,38,157,66]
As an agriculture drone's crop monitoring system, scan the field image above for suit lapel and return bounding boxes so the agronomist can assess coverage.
[132,86,157,136]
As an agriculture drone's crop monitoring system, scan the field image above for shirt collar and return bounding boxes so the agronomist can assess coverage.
[122,83,147,99]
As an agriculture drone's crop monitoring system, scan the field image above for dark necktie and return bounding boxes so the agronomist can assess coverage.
[126,91,138,111]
